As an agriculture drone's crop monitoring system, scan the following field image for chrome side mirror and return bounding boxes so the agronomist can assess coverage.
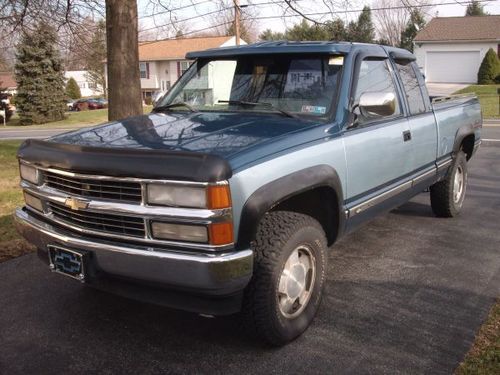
[358,92,396,118]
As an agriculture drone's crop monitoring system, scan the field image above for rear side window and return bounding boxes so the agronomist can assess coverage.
[396,63,426,115]
[354,59,401,125]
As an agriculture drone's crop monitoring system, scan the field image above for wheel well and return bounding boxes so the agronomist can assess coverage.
[461,134,475,160]
[271,186,340,246]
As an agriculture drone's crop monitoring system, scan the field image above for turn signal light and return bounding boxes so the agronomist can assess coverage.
[208,222,234,245]
[207,185,231,209]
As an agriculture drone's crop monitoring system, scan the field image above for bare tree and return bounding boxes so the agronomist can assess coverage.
[373,0,409,46]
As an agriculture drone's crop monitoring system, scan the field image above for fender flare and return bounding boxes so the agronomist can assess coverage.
[236,165,344,250]
[453,123,476,155]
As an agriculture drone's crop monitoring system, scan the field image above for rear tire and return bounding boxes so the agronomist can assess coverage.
[430,150,468,217]
[241,211,328,346]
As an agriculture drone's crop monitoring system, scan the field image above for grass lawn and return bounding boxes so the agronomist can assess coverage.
[0,106,154,130]
[0,140,34,262]
[457,299,500,374]
[453,84,500,119]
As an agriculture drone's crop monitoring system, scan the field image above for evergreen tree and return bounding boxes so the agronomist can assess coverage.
[15,23,66,124]
[325,19,347,41]
[477,48,500,84]
[346,6,375,43]
[399,9,426,52]
[465,1,487,16]
[65,77,81,99]
[287,20,331,41]
[259,29,286,41]
[84,19,107,98]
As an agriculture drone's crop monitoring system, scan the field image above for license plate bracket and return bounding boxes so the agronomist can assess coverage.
[48,245,88,282]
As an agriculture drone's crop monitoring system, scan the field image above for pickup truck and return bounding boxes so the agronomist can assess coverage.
[15,42,482,346]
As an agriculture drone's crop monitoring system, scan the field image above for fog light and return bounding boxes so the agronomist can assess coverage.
[151,222,208,243]
[19,163,39,185]
[24,192,43,212]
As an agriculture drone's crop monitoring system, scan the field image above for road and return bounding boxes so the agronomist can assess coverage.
[0,120,499,141]
[0,145,499,374]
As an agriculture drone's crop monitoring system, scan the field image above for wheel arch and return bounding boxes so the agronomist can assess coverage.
[453,123,476,160]
[236,165,345,250]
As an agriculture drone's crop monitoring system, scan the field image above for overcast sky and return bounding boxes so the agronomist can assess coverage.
[137,0,500,38]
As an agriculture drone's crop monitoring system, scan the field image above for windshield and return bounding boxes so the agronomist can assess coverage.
[158,55,343,119]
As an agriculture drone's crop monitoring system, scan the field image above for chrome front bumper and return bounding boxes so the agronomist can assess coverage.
[14,207,253,296]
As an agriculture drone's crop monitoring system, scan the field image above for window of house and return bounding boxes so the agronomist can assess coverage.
[139,62,149,79]
[180,61,191,76]
[395,62,426,115]
[354,59,401,125]
[88,82,97,90]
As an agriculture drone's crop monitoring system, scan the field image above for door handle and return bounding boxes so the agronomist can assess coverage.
[403,130,412,142]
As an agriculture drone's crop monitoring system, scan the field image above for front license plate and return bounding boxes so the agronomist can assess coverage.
[48,245,86,282]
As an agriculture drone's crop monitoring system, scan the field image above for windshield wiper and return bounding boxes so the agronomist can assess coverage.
[153,102,198,113]
[218,100,299,119]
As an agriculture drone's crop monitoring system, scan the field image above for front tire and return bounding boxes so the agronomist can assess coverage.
[430,150,468,217]
[241,211,328,346]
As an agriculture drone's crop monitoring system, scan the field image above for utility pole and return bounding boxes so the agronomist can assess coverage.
[234,0,240,46]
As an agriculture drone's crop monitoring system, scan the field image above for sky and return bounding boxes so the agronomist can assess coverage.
[137,0,500,38]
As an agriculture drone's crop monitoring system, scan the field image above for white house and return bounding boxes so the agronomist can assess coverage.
[64,70,104,97]
[133,35,246,100]
[414,15,500,83]
[0,72,16,95]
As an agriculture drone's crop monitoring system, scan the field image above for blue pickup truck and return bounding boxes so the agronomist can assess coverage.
[15,42,481,345]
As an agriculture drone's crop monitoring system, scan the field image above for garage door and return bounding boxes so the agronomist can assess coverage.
[426,51,480,83]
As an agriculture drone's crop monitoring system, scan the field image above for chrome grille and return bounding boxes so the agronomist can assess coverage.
[45,171,142,203]
[48,201,145,238]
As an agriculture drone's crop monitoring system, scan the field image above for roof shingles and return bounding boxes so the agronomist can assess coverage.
[138,36,232,61]
[414,15,500,42]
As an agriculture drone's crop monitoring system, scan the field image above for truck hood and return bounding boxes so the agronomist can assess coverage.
[50,111,320,160]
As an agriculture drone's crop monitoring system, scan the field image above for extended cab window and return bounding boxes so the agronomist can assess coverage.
[354,59,400,125]
[160,55,343,120]
[396,62,426,115]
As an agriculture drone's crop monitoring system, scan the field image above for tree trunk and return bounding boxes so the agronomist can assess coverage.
[106,0,142,121]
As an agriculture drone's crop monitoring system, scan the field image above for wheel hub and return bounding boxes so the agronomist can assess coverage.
[453,165,465,203]
[277,245,316,318]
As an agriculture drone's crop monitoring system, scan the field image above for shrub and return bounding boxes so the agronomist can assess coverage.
[477,48,500,84]
[65,77,81,99]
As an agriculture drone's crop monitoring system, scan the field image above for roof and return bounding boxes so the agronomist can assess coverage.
[139,36,233,61]
[0,72,16,89]
[414,15,500,42]
[187,40,354,59]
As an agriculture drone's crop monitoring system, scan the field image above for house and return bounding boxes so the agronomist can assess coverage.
[414,15,500,83]
[135,35,245,100]
[0,72,17,95]
[64,70,104,97]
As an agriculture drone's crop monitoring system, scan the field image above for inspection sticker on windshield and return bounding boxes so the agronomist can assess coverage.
[329,56,344,65]
[301,105,326,114]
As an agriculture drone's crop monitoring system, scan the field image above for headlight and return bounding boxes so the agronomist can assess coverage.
[146,184,231,209]
[147,184,206,208]
[19,163,40,185]
[151,222,208,243]
[24,192,43,212]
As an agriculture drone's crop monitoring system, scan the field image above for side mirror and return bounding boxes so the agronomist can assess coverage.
[358,92,396,118]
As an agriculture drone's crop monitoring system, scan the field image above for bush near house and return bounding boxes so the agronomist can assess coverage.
[65,77,82,99]
[477,48,500,85]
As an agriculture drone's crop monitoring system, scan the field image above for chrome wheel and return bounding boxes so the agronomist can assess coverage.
[453,165,465,203]
[277,245,316,319]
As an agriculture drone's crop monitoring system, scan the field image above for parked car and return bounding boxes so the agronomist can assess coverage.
[15,42,482,346]
[66,100,75,111]
[71,98,90,111]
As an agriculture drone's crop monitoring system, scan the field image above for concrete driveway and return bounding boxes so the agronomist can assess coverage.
[426,83,468,97]
[0,146,499,374]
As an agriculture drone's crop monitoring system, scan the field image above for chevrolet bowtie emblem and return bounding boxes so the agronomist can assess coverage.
[64,197,89,211]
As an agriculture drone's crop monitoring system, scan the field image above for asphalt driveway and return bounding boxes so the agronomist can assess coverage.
[1,146,499,374]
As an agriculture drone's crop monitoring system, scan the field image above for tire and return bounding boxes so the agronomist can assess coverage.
[241,211,328,346]
[430,150,468,217]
